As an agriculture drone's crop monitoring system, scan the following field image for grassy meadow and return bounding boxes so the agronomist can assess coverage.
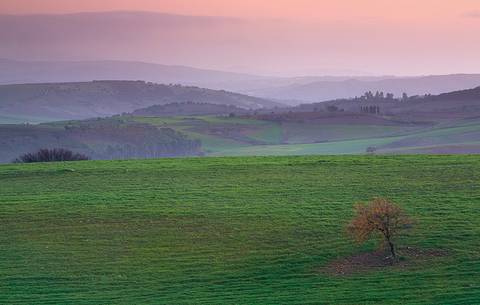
[131,115,480,155]
[1,155,479,304]
[3,115,480,163]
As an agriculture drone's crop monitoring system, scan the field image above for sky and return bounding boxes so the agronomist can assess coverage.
[1,0,478,21]
[0,0,479,76]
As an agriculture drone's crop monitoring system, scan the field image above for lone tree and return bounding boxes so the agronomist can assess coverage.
[347,198,412,259]
[14,148,89,163]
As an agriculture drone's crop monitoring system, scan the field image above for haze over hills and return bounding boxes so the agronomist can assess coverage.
[0,59,387,93]
[2,59,480,106]
[248,74,480,103]
[1,9,478,101]
[2,11,333,76]
[279,86,480,122]
[0,11,242,68]
[0,59,264,86]
[0,80,281,122]
[2,85,480,162]
[2,9,480,76]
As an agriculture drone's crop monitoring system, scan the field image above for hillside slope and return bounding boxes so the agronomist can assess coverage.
[315,86,480,121]
[2,87,480,160]
[0,81,281,122]
[0,118,202,162]
[1,155,479,304]
[131,102,249,117]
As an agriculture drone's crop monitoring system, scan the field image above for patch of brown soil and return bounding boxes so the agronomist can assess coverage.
[322,247,448,276]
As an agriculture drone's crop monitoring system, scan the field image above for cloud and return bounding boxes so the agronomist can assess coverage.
[464,10,480,18]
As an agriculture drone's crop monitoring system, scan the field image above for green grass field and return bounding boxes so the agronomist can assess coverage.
[212,137,404,156]
[129,115,480,156]
[1,155,479,304]
[4,114,480,161]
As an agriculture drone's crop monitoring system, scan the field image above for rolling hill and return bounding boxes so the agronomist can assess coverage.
[1,86,480,162]
[248,74,480,103]
[315,86,480,121]
[127,86,480,155]
[3,58,480,106]
[1,155,479,304]
[0,59,393,100]
[0,118,202,163]
[131,102,249,117]
[0,58,264,86]
[0,80,281,122]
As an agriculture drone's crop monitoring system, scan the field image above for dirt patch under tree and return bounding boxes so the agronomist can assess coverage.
[322,247,448,276]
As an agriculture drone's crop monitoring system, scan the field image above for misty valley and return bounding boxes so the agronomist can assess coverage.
[1,5,480,305]
[1,80,480,162]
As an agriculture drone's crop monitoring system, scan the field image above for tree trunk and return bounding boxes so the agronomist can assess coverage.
[388,240,396,259]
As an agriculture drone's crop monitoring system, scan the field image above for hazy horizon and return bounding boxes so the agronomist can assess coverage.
[0,1,479,77]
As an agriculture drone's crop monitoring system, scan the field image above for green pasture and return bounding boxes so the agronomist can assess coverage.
[1,155,479,304]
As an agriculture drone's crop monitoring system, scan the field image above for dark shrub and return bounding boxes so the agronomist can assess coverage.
[14,148,90,163]
[326,105,339,112]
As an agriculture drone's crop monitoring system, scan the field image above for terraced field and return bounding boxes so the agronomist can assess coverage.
[1,155,479,304]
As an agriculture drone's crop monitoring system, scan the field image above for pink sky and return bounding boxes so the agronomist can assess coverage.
[1,0,479,75]
[1,0,478,21]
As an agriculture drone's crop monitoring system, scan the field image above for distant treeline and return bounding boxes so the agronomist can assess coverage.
[0,119,202,163]
[254,87,480,119]
[131,101,249,117]
[65,119,202,159]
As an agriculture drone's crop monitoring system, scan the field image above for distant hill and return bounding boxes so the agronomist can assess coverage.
[2,86,480,161]
[0,81,281,122]
[0,59,384,97]
[0,59,263,86]
[3,58,480,106]
[258,86,480,126]
[430,86,480,102]
[248,74,480,103]
[132,102,249,117]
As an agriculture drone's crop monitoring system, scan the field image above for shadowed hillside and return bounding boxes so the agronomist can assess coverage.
[311,86,480,122]
[0,118,202,162]
[0,81,281,122]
